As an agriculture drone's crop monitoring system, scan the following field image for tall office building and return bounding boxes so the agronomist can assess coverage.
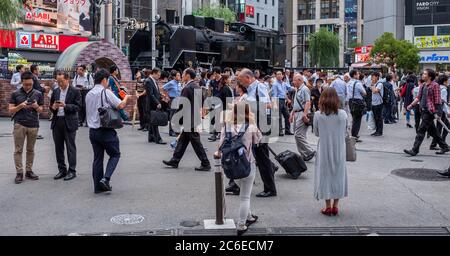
[285,0,364,68]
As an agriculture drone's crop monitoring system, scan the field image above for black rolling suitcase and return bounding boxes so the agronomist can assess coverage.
[268,146,307,179]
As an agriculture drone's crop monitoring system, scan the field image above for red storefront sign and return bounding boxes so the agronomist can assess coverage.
[16,32,58,50]
[354,45,373,63]
[245,5,255,18]
[59,35,89,52]
[0,30,16,49]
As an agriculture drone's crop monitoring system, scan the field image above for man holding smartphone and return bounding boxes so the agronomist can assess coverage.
[50,71,82,181]
[8,71,44,184]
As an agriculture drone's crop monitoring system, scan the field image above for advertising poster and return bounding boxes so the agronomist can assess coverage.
[19,0,92,35]
[414,35,450,49]
[57,0,92,34]
[22,0,58,27]
[0,57,8,79]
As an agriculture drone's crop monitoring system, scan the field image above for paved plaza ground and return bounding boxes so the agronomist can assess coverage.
[0,116,449,235]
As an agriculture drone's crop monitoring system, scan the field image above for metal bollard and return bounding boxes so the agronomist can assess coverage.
[214,155,225,225]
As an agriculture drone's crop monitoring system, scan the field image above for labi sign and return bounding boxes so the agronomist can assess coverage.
[416,1,441,11]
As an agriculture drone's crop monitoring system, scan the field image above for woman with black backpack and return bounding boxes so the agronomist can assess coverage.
[214,103,262,236]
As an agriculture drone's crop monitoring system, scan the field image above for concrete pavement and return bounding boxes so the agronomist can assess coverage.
[0,116,449,235]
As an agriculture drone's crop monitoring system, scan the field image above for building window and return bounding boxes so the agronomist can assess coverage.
[321,0,339,19]
[264,15,267,27]
[296,25,316,67]
[298,0,316,20]
[414,26,435,36]
[437,26,450,36]
[272,16,275,29]
[257,13,260,26]
[320,24,339,33]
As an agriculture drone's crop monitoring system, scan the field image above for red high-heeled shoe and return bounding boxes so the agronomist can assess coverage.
[331,207,339,216]
[321,208,332,216]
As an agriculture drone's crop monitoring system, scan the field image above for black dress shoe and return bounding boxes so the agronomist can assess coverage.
[437,171,450,177]
[430,146,440,151]
[54,171,67,180]
[208,135,217,142]
[436,147,450,155]
[99,178,112,191]
[285,131,294,136]
[163,160,179,168]
[404,149,418,156]
[278,133,285,137]
[64,172,76,181]
[372,133,382,137]
[195,165,211,172]
[138,127,145,131]
[255,191,277,198]
[156,140,167,145]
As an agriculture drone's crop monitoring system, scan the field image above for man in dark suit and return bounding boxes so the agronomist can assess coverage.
[163,68,211,171]
[144,68,166,144]
[50,71,82,181]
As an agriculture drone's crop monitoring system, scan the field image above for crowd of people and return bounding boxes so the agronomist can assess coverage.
[7,62,450,235]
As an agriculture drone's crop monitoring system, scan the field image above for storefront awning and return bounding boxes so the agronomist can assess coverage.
[10,50,60,63]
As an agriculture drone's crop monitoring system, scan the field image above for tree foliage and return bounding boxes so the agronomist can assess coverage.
[0,0,22,27]
[308,28,340,67]
[192,5,236,23]
[370,32,420,72]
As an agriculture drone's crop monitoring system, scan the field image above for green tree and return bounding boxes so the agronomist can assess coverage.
[308,28,340,67]
[0,0,22,27]
[192,5,236,24]
[370,32,420,72]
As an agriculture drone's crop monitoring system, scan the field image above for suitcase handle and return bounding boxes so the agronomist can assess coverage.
[267,145,278,158]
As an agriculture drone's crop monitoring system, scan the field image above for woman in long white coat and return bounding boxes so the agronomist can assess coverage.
[313,87,348,216]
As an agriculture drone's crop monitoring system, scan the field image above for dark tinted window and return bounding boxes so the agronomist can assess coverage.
[414,27,435,36]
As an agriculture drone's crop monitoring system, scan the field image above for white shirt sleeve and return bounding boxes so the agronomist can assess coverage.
[105,89,122,108]
[88,74,94,89]
[11,73,20,87]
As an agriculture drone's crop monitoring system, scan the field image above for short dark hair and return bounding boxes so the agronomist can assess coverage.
[184,68,196,80]
[171,70,180,79]
[349,69,359,78]
[212,66,221,74]
[94,69,110,84]
[151,67,161,75]
[109,65,118,74]
[77,65,87,70]
[385,73,393,82]
[437,74,449,85]
[16,65,24,72]
[425,69,436,81]
[21,71,34,81]
[56,70,70,80]
[371,72,380,78]
[200,71,207,79]
[30,64,38,73]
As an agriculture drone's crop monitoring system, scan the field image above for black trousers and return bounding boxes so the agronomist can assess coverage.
[89,128,121,192]
[172,131,210,166]
[431,114,449,147]
[52,117,77,173]
[414,105,422,132]
[351,111,363,137]
[254,143,276,194]
[168,97,176,134]
[413,111,449,153]
[147,110,162,142]
[372,104,384,135]
[278,98,290,134]
[78,89,88,125]
[137,95,147,129]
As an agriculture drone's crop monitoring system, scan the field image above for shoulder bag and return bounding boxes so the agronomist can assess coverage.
[98,89,124,129]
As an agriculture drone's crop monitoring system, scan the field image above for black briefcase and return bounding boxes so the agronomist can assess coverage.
[149,110,168,126]
[268,146,307,179]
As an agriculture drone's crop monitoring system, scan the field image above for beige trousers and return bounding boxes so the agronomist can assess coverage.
[13,123,38,173]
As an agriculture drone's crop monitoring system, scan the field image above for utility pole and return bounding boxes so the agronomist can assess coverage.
[105,1,114,44]
[152,0,157,68]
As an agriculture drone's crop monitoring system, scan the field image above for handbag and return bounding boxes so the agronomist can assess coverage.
[150,110,168,126]
[295,92,314,126]
[349,81,366,116]
[98,89,124,129]
[346,136,357,162]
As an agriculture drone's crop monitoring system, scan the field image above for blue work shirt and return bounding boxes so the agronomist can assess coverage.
[271,80,293,99]
[163,79,181,98]
[331,77,347,99]
[346,79,366,101]
[247,80,271,103]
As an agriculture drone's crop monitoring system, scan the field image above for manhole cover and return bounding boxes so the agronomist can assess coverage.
[180,220,200,227]
[391,168,449,181]
[110,214,145,225]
